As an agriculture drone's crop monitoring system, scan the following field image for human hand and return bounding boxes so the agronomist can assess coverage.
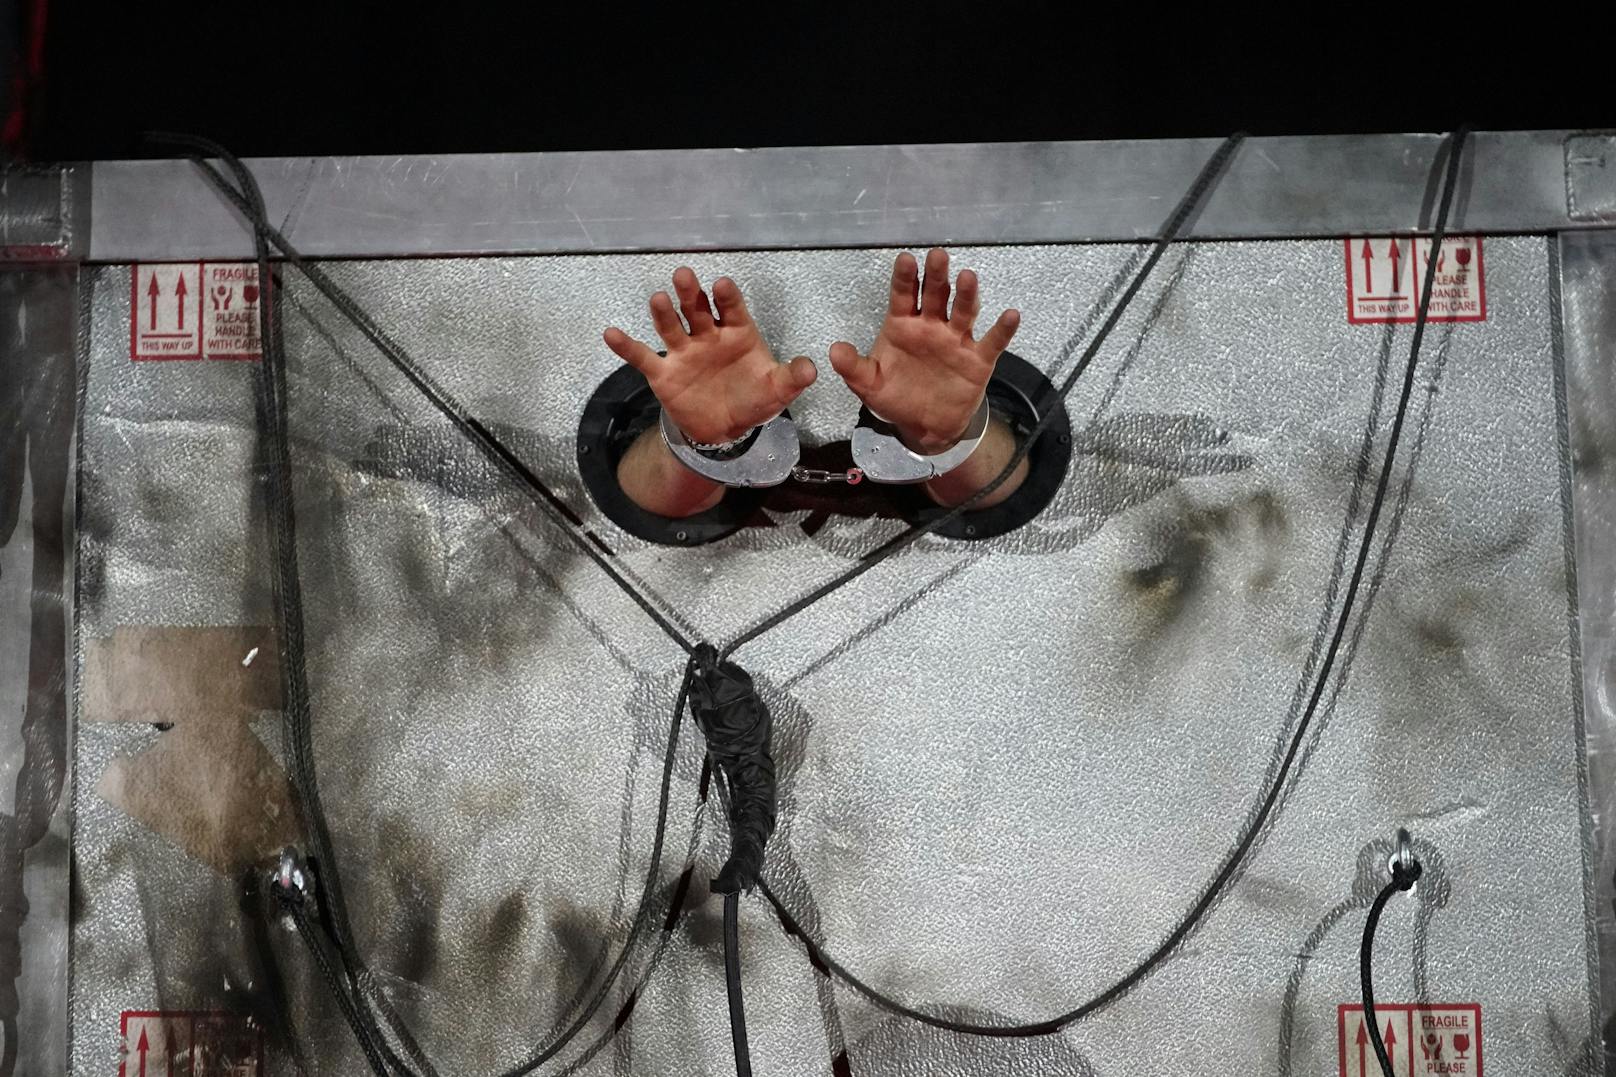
[604,268,817,446]
[828,248,1020,454]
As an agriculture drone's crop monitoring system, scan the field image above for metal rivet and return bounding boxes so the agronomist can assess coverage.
[964,524,977,536]
[579,445,591,455]
[675,530,689,542]
[1385,827,1417,881]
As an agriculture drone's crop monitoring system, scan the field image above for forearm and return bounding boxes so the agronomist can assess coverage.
[616,426,726,517]
[920,416,1027,508]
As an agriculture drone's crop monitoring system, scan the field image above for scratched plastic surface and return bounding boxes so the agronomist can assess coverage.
[0,266,76,1077]
[66,238,1603,1075]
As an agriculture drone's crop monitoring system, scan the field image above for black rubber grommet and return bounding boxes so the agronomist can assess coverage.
[577,364,765,547]
[897,350,1072,541]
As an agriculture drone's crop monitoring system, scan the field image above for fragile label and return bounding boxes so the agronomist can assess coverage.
[1345,236,1486,324]
[120,1010,264,1076]
[131,263,265,361]
[1339,1003,1481,1077]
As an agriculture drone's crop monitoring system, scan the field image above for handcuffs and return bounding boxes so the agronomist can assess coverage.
[660,395,992,488]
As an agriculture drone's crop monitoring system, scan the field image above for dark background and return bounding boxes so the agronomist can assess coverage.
[6,3,1613,161]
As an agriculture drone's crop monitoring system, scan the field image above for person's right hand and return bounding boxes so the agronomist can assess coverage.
[604,268,817,445]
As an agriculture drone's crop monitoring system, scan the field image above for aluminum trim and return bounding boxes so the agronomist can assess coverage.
[87,131,1606,261]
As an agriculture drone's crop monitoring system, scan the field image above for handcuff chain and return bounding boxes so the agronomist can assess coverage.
[789,466,864,485]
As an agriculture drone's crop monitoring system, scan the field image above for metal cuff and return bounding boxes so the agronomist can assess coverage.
[851,396,991,484]
[660,409,799,488]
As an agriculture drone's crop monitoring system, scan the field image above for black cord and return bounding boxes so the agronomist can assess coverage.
[150,134,700,1077]
[159,131,1244,1071]
[753,125,1473,1037]
[709,133,1245,1072]
[723,892,754,1077]
[282,897,393,1075]
[148,126,1469,1068]
[1361,852,1424,1076]
[493,657,702,1077]
[208,137,427,1077]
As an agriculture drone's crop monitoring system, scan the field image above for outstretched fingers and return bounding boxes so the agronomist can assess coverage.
[648,290,687,349]
[711,276,755,328]
[951,268,980,336]
[671,267,717,335]
[919,247,951,320]
[888,252,920,317]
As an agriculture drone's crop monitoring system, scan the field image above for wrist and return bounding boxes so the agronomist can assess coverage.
[618,425,725,517]
[894,425,964,456]
[658,408,799,488]
[680,425,759,456]
[852,397,991,485]
[891,400,985,456]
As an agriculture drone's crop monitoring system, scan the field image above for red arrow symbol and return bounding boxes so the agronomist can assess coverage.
[1360,239,1375,293]
[147,274,161,331]
[1388,238,1402,293]
[1385,1019,1399,1071]
[136,1026,150,1077]
[175,274,189,331]
[1356,1019,1369,1076]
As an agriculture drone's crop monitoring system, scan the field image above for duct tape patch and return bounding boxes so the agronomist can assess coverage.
[1339,1003,1482,1077]
[120,1011,265,1076]
[1344,236,1486,324]
[131,262,265,361]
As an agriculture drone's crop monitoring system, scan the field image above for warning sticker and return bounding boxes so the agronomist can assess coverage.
[131,262,265,361]
[130,264,203,360]
[1345,236,1486,324]
[1339,1003,1481,1077]
[202,263,266,359]
[120,1010,265,1077]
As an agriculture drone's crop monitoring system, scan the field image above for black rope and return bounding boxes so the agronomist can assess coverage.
[703,132,1244,1072]
[675,648,776,1077]
[145,124,1473,1071]
[752,125,1473,1037]
[688,645,776,896]
[155,129,1250,1072]
[492,658,701,1077]
[1360,844,1424,1077]
[206,136,431,1077]
[277,890,392,1076]
[150,134,701,1077]
[723,892,754,1077]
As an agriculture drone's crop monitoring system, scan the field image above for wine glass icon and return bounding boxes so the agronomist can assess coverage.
[1453,1032,1471,1060]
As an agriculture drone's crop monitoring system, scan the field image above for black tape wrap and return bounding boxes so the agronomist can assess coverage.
[689,645,776,894]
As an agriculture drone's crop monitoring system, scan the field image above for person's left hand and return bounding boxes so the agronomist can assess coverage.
[828,248,1020,454]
